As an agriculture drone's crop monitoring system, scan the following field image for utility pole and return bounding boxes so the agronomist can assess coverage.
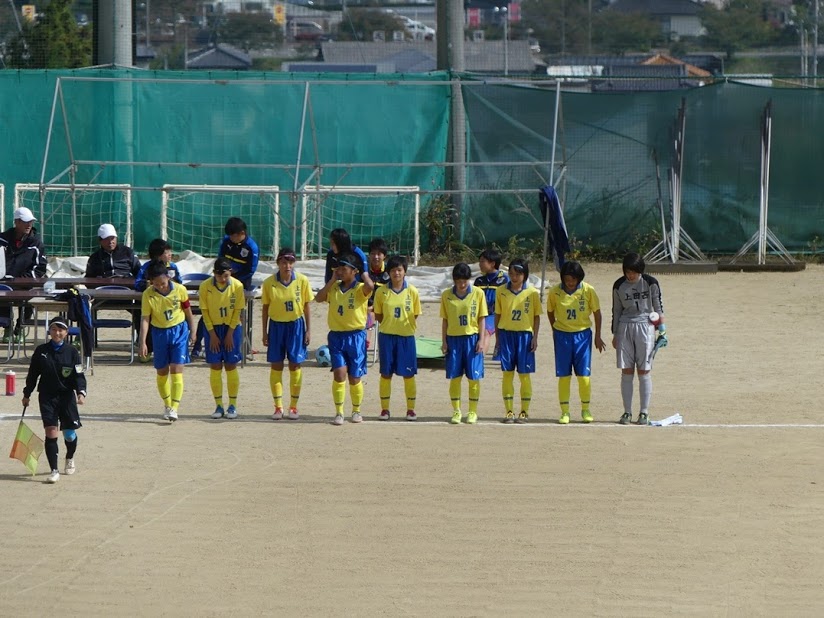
[503,5,508,76]
[146,0,150,48]
[815,0,820,85]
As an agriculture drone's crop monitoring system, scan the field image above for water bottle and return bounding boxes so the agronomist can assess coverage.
[5,370,15,396]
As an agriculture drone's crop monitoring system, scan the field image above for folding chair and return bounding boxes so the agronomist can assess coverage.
[0,284,15,361]
[92,286,136,363]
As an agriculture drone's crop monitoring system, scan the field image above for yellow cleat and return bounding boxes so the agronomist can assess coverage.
[558,412,570,425]
[581,410,593,423]
[450,411,462,424]
[466,411,478,424]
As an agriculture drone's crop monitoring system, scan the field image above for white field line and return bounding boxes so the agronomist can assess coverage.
[2,413,824,428]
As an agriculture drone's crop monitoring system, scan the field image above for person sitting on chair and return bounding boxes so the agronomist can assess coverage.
[85,224,141,279]
[0,207,47,343]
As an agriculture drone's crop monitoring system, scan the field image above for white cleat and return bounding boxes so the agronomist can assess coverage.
[47,470,60,483]
[332,414,344,426]
[351,413,363,424]
[64,459,76,475]
[164,407,178,422]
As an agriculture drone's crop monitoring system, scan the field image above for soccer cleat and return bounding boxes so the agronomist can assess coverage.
[581,410,594,423]
[503,410,515,424]
[47,470,60,483]
[165,408,178,422]
[406,410,417,421]
[287,408,299,420]
[619,412,632,425]
[466,411,478,424]
[558,412,570,425]
[211,405,225,419]
[272,407,283,421]
[450,411,462,424]
[64,459,76,475]
[517,411,529,424]
[332,414,344,426]
[225,405,238,420]
[637,412,649,426]
[351,413,363,423]
[378,409,390,421]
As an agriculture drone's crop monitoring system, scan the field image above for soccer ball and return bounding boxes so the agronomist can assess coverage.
[315,345,332,367]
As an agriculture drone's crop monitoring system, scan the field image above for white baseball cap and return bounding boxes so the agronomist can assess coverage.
[98,223,118,239]
[13,207,36,223]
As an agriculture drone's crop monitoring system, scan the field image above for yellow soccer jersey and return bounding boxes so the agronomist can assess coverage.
[547,281,601,333]
[198,276,245,330]
[440,285,488,337]
[326,281,370,331]
[495,285,541,332]
[262,272,314,322]
[374,282,422,336]
[141,281,189,329]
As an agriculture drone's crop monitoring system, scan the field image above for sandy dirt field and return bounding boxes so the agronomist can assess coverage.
[1,262,823,616]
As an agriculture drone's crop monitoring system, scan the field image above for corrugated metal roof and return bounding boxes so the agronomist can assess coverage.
[187,44,252,70]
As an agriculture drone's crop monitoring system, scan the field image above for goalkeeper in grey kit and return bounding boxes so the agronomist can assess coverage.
[611,252,667,426]
[22,317,87,483]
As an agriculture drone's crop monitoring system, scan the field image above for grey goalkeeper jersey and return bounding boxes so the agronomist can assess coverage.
[611,274,664,333]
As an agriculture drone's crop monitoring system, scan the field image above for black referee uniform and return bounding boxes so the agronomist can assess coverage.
[23,338,87,477]
[24,341,87,431]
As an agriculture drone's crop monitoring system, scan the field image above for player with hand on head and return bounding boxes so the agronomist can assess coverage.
[373,255,422,421]
[547,260,606,424]
[22,317,86,483]
[441,262,488,424]
[139,260,197,422]
[315,252,374,425]
[261,248,314,421]
[324,228,368,284]
[199,258,245,420]
[495,259,541,423]
[474,248,509,361]
[366,237,391,351]
[612,252,666,426]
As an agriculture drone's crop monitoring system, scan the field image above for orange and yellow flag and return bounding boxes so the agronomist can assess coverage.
[8,421,44,476]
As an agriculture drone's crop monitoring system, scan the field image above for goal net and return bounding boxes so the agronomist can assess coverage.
[14,183,132,257]
[161,185,280,258]
[301,186,420,264]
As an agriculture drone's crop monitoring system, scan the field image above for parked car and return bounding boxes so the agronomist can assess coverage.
[399,17,435,41]
[289,20,330,42]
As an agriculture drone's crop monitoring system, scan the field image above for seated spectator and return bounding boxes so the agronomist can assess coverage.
[85,224,141,278]
[0,207,47,342]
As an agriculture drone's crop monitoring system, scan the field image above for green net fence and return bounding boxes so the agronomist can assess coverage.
[1,69,824,257]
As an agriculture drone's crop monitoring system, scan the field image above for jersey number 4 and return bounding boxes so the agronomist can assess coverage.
[337,305,344,316]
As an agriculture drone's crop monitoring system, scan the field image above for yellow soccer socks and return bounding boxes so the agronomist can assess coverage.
[156,373,171,408]
[350,381,364,414]
[404,377,416,411]
[289,367,302,409]
[449,377,462,412]
[226,368,240,408]
[332,380,346,414]
[270,369,283,409]
[209,369,223,406]
[502,371,515,412]
[380,376,392,410]
[169,373,183,411]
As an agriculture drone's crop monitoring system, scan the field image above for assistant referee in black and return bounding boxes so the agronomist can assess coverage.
[22,317,87,484]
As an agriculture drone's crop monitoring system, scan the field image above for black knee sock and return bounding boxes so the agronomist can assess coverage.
[65,436,78,459]
[45,437,58,471]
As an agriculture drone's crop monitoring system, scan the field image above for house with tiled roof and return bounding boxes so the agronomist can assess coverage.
[186,44,252,70]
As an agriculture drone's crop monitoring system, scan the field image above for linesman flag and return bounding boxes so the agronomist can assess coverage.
[9,421,44,476]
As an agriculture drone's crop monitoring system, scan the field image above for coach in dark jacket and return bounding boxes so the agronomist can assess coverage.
[0,207,47,339]
[0,206,47,279]
[85,223,140,278]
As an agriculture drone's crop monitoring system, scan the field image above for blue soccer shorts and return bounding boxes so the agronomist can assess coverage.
[497,329,536,374]
[552,328,592,377]
[204,324,244,365]
[445,334,484,380]
[378,332,417,378]
[267,318,307,364]
[152,322,191,369]
[328,329,367,378]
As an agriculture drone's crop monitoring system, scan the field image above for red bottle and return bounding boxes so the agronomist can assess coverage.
[5,370,15,396]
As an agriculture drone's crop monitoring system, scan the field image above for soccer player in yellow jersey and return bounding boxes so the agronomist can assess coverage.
[198,258,245,420]
[139,261,197,422]
[261,248,314,421]
[547,260,606,425]
[440,262,488,424]
[495,259,541,423]
[373,255,422,421]
[315,251,374,425]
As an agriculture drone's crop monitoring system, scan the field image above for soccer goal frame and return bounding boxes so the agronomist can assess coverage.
[300,185,421,265]
[14,183,132,257]
[160,185,281,258]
